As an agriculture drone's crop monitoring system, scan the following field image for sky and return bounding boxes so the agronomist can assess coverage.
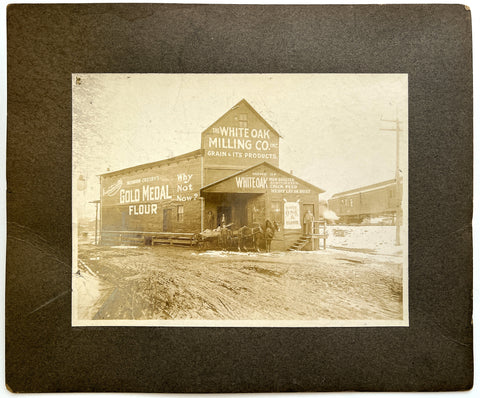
[73,73,408,219]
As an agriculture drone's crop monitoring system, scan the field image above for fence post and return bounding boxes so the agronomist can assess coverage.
[323,221,327,250]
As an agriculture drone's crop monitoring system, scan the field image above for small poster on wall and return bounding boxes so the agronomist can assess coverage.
[284,201,301,229]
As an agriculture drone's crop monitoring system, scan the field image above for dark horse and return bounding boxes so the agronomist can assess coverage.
[237,223,264,252]
[237,219,279,252]
[264,219,280,252]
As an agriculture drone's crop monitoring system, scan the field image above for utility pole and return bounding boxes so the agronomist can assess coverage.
[380,116,402,246]
[89,200,101,245]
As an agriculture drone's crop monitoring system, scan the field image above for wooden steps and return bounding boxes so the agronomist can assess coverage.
[288,235,311,251]
[289,220,329,250]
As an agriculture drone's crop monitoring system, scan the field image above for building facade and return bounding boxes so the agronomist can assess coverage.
[99,99,324,250]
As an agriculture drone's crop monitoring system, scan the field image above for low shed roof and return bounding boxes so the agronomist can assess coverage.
[331,179,397,198]
[98,149,204,177]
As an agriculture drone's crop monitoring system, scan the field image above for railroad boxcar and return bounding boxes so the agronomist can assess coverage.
[328,179,402,224]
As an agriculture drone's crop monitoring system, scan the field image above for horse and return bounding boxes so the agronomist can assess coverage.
[218,222,235,250]
[237,219,279,252]
[237,223,264,252]
[264,219,280,252]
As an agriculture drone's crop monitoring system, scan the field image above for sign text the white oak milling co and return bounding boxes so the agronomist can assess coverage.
[207,126,278,159]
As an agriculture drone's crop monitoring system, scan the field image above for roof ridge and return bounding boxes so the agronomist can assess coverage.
[331,179,398,197]
[200,98,282,142]
[98,149,204,177]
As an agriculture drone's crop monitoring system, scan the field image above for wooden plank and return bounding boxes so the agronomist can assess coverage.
[102,230,195,237]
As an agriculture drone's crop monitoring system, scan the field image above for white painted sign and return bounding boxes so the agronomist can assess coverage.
[103,179,123,196]
[119,185,172,204]
[204,124,279,161]
[284,202,301,229]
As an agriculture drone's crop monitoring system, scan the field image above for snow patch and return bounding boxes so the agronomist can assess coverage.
[327,225,403,257]
[74,271,102,319]
[195,250,281,258]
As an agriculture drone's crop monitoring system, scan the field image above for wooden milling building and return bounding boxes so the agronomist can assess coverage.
[99,99,325,250]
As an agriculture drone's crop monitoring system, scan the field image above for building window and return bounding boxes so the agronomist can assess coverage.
[271,201,282,223]
[349,198,354,207]
[177,205,184,222]
[239,113,248,128]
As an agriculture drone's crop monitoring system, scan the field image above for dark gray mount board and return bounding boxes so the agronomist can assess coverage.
[6,4,473,392]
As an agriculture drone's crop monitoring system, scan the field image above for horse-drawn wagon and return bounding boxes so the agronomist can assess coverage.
[194,220,280,252]
[193,223,234,250]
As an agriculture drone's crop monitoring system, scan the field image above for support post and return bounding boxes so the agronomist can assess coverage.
[89,199,101,245]
[381,116,402,246]
[95,202,99,245]
[323,220,327,250]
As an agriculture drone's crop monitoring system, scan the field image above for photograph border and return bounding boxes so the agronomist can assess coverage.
[70,73,410,328]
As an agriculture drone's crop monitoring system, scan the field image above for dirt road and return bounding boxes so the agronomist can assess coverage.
[75,243,403,322]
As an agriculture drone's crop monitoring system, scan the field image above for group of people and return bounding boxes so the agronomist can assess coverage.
[206,209,315,235]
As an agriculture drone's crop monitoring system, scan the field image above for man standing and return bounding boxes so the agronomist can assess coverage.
[206,210,215,230]
[303,210,313,235]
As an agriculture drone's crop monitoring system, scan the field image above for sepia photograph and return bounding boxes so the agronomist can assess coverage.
[72,73,408,327]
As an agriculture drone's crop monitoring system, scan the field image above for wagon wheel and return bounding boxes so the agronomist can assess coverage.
[218,229,229,250]
[193,233,205,251]
[219,235,227,251]
[192,233,200,246]
[230,235,239,251]
[222,230,232,250]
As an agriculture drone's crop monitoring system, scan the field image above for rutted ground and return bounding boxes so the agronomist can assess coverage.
[74,239,403,321]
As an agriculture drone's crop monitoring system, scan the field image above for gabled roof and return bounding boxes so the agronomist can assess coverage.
[98,149,204,177]
[201,161,324,193]
[331,179,397,198]
[201,99,282,138]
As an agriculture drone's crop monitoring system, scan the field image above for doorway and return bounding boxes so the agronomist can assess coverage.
[217,206,232,227]
[302,203,315,235]
[163,208,173,232]
[235,204,248,228]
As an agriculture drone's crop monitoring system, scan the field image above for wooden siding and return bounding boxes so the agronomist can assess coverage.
[202,99,280,185]
[97,102,325,249]
[204,167,245,187]
[100,155,203,233]
[201,162,322,250]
